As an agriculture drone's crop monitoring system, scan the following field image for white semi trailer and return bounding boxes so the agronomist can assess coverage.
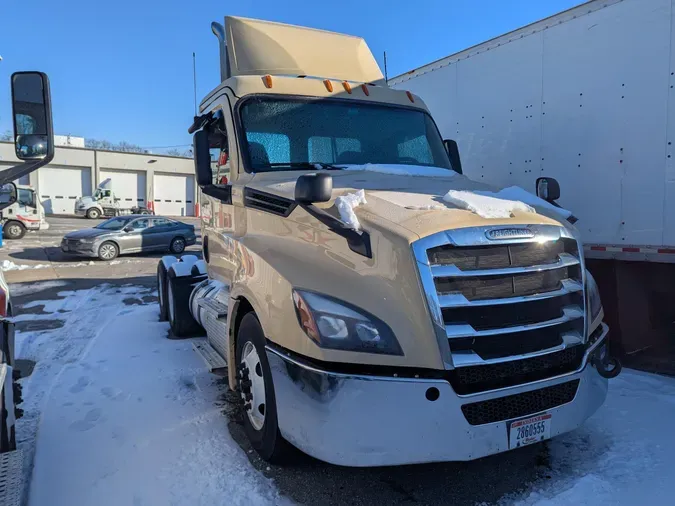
[390,0,675,370]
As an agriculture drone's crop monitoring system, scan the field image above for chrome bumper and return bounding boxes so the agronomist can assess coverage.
[267,325,609,467]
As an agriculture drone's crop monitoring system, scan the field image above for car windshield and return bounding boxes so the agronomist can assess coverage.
[95,217,132,230]
[239,97,452,172]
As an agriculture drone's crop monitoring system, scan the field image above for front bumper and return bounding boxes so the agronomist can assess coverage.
[267,324,610,467]
[61,240,98,257]
[75,209,87,217]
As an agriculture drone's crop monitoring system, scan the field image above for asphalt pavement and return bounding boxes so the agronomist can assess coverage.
[4,214,554,506]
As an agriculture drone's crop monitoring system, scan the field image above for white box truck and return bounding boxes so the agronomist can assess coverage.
[390,0,675,371]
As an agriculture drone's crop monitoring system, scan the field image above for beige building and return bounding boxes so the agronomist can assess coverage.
[0,141,197,216]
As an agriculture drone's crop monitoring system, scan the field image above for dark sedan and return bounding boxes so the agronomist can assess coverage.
[61,215,197,261]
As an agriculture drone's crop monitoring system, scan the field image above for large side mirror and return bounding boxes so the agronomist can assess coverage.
[0,183,17,210]
[193,129,212,186]
[443,139,463,175]
[536,177,561,202]
[295,173,333,204]
[11,72,54,161]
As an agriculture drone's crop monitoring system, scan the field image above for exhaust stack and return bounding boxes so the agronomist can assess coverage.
[211,21,230,82]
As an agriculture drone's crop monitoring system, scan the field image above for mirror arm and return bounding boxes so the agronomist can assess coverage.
[299,203,372,258]
[0,156,53,187]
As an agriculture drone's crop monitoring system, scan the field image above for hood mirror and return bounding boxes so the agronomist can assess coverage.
[536,177,561,202]
[295,173,333,203]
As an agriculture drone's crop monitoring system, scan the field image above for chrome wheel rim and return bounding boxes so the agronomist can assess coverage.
[8,225,21,237]
[168,280,175,323]
[240,341,266,430]
[90,210,99,218]
[172,239,185,253]
[100,244,116,260]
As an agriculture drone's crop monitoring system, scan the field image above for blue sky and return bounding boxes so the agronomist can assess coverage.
[0,0,582,151]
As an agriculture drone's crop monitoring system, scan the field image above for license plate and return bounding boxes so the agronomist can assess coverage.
[509,413,551,449]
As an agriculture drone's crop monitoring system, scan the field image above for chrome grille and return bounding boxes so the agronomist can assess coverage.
[413,225,586,385]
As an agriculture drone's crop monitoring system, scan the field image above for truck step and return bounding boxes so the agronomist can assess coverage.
[193,339,228,374]
[197,298,228,318]
[0,449,24,506]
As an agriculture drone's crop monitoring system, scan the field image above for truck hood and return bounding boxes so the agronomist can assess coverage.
[75,196,96,206]
[246,167,570,241]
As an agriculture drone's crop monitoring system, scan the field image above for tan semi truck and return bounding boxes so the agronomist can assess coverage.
[156,16,621,467]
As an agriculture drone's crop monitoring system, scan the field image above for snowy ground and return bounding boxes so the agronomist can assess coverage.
[9,279,675,506]
[13,283,288,506]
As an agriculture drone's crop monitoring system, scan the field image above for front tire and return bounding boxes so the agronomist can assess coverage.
[86,208,101,219]
[98,241,119,261]
[236,313,293,463]
[3,221,26,240]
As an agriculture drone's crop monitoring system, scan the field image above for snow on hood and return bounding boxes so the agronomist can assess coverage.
[442,189,535,219]
[335,190,367,230]
[337,163,459,178]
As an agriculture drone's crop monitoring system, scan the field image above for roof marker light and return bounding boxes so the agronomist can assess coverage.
[262,75,273,88]
[406,91,415,103]
[361,84,370,96]
[342,81,352,94]
[323,79,333,92]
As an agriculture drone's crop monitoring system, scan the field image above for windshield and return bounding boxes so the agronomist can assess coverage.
[239,97,452,172]
[95,216,132,230]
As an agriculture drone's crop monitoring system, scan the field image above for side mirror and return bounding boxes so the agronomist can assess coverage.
[0,183,18,210]
[295,173,333,204]
[123,225,134,233]
[11,72,54,161]
[443,139,463,175]
[536,177,561,202]
[193,129,213,186]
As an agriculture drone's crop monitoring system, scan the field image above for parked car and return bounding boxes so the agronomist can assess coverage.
[61,215,196,261]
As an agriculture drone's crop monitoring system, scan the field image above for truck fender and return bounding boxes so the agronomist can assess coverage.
[166,255,199,278]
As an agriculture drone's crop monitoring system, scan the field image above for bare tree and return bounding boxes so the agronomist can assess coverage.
[0,130,12,141]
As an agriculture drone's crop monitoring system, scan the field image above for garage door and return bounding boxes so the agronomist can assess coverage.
[38,165,92,214]
[99,169,147,209]
[153,174,195,216]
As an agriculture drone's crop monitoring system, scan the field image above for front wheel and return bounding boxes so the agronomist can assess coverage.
[236,313,293,463]
[98,241,119,261]
[3,221,26,240]
[86,208,101,219]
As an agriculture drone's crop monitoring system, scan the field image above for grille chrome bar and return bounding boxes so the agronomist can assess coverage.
[437,279,583,307]
[445,306,583,338]
[431,252,579,278]
[451,332,583,367]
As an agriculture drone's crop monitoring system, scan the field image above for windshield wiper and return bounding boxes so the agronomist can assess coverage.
[261,162,344,171]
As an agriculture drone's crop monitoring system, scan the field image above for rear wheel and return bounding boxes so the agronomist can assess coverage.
[157,258,176,321]
[169,237,186,254]
[236,312,293,463]
[3,221,26,240]
[98,241,119,261]
[166,268,204,337]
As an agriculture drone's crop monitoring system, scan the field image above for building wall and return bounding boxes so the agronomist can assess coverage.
[0,141,196,216]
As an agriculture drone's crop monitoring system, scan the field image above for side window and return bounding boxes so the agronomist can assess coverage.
[397,135,433,164]
[131,218,150,230]
[102,189,112,198]
[152,218,172,228]
[246,132,290,166]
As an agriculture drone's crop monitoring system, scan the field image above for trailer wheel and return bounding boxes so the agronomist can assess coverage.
[86,208,101,219]
[236,312,293,463]
[3,220,26,240]
[166,268,204,338]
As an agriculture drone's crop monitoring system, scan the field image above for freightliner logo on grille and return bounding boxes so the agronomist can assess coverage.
[485,228,535,240]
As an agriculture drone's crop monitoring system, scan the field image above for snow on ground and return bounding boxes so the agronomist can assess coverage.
[1,259,145,272]
[335,189,367,230]
[14,284,289,506]
[506,369,675,505]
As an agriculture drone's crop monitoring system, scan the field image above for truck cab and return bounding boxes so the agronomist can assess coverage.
[1,184,49,239]
[76,178,152,219]
[159,16,620,467]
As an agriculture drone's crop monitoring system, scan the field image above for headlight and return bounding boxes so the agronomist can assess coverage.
[292,290,403,355]
[585,270,602,321]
